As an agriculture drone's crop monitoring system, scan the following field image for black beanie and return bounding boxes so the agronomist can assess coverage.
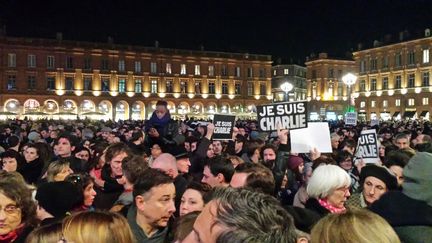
[36,181,82,218]
[360,164,398,190]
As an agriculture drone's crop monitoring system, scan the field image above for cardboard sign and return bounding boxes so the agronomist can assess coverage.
[290,122,332,153]
[355,129,380,164]
[345,112,357,126]
[212,114,236,140]
[257,101,308,132]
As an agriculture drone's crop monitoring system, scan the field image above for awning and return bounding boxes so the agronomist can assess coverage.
[403,111,416,118]
[420,111,429,117]
[393,112,400,117]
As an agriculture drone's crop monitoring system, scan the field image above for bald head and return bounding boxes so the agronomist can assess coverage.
[151,153,178,178]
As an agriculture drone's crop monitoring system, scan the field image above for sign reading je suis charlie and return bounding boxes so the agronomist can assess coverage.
[257,101,308,132]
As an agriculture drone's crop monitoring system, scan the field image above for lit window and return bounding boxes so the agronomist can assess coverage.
[423,49,429,63]
[208,65,215,76]
[371,100,376,108]
[135,79,142,93]
[151,80,158,93]
[166,63,172,74]
[408,98,415,106]
[181,64,187,75]
[236,67,241,77]
[423,97,429,105]
[360,101,366,108]
[195,65,201,75]
[284,69,289,75]
[118,78,126,93]
[383,100,388,107]
[395,99,401,107]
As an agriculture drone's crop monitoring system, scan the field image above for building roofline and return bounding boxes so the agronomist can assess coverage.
[353,36,432,55]
[0,35,272,61]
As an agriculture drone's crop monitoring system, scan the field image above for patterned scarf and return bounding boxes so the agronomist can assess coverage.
[318,198,346,214]
[0,223,24,243]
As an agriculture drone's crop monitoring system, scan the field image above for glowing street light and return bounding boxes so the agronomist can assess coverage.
[342,73,357,111]
[280,82,293,101]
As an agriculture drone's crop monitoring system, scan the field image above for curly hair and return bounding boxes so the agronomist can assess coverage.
[0,172,37,227]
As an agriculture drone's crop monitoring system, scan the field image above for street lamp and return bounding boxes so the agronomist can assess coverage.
[280,82,293,102]
[342,73,357,111]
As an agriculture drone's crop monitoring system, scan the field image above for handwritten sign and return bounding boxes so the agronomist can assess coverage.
[345,112,357,126]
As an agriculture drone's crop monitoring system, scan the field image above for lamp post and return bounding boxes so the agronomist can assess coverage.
[342,73,357,112]
[280,82,293,102]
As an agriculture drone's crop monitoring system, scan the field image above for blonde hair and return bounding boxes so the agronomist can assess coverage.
[46,160,69,182]
[62,211,136,243]
[311,208,400,243]
[25,223,62,243]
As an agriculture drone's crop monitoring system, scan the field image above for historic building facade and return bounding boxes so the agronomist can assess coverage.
[305,53,356,120]
[271,64,307,102]
[353,33,432,121]
[0,35,272,120]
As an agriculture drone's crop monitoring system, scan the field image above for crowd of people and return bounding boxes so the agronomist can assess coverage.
[0,100,431,243]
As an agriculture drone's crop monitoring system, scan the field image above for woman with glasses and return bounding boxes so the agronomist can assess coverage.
[305,164,352,217]
[0,173,36,242]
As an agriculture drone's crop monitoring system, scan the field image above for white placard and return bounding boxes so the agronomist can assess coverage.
[290,122,332,153]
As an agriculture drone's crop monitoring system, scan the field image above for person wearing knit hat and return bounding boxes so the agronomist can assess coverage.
[346,164,397,209]
[35,181,82,225]
[369,152,432,242]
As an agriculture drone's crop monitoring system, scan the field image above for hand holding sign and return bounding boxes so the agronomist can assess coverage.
[277,124,289,145]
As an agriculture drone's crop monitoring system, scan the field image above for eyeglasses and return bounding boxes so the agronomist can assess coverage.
[0,204,21,215]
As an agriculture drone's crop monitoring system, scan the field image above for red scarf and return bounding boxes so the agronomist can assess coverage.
[0,224,24,243]
[318,198,346,214]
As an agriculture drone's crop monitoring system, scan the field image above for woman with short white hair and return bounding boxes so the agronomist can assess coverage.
[305,164,351,217]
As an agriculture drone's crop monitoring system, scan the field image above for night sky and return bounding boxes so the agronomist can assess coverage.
[1,0,432,64]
